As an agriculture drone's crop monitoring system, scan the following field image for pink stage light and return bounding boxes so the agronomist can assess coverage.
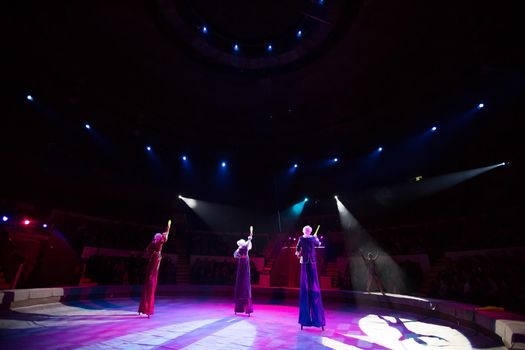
[23,219,31,225]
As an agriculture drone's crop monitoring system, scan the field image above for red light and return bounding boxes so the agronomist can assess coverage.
[23,219,30,225]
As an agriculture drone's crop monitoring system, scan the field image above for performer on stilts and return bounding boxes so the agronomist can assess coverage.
[138,219,172,318]
[296,225,326,330]
[233,225,254,316]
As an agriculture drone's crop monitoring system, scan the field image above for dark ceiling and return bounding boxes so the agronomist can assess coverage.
[2,0,524,224]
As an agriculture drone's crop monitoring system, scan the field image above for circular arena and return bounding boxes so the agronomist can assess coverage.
[1,285,522,349]
[2,0,524,349]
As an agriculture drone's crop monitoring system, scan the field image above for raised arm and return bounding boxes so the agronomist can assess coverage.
[247,226,253,250]
[247,235,253,251]
[163,219,172,241]
[358,248,367,262]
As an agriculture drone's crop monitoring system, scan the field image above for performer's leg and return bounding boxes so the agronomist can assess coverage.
[374,275,385,295]
[366,275,372,292]
[308,263,325,328]
[299,264,312,326]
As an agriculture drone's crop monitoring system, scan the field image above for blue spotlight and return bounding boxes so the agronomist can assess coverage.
[182,155,187,161]
[221,161,227,168]
[478,103,484,109]
[146,146,152,151]
[2,216,7,222]
[267,44,273,52]
[333,157,339,163]
[318,0,324,5]
[377,146,383,152]
[294,163,298,168]
[431,126,437,132]
[202,26,208,34]
[304,197,309,202]
[233,44,239,52]
[296,30,303,38]
[291,200,306,216]
[26,95,34,102]
[85,124,91,130]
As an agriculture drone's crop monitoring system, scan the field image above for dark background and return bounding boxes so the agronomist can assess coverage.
[2,0,524,228]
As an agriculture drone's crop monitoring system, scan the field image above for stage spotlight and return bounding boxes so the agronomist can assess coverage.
[378,146,383,152]
[478,103,484,109]
[333,157,339,163]
[2,216,7,222]
[296,30,303,38]
[304,197,309,202]
[431,126,437,132]
[233,44,239,52]
[221,161,227,168]
[178,195,197,209]
[267,44,273,52]
[23,219,30,225]
[26,95,34,102]
[202,26,208,34]
[146,146,152,151]
[42,224,48,228]
[85,124,91,130]
[334,195,338,200]
[182,155,187,161]
[294,163,298,168]
[318,0,324,5]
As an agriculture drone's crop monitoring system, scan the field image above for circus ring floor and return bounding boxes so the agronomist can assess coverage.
[0,286,522,349]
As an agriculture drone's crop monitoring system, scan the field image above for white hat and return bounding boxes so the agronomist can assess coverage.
[237,239,247,247]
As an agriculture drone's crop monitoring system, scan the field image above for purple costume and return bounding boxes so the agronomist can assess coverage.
[234,238,253,315]
[296,234,326,328]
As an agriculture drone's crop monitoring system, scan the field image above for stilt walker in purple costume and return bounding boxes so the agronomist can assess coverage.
[234,226,254,316]
[296,225,326,330]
